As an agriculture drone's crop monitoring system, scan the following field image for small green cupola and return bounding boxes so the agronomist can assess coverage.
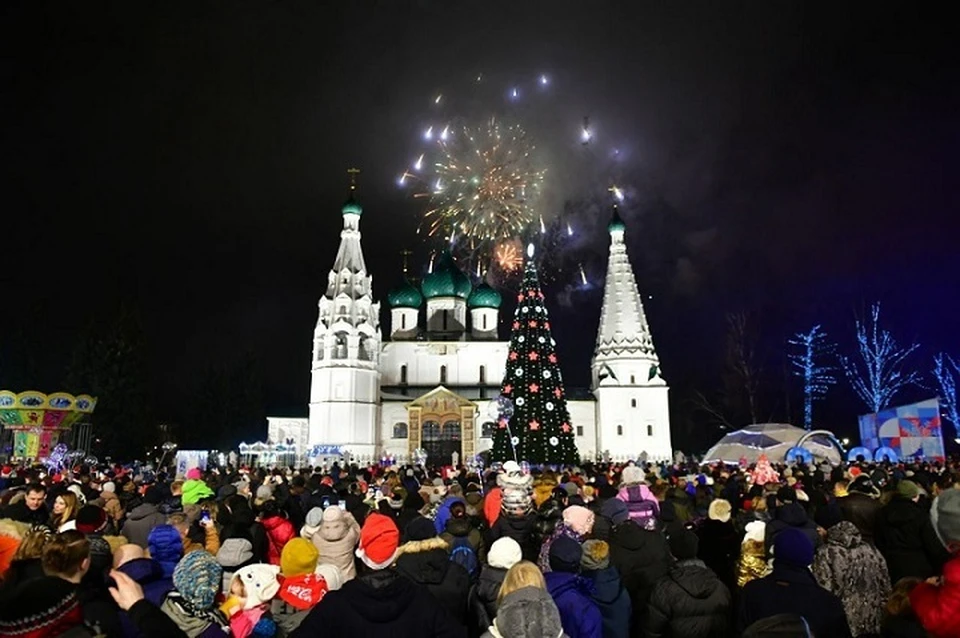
[608,204,625,232]
[387,279,423,308]
[468,282,502,309]
[421,251,472,299]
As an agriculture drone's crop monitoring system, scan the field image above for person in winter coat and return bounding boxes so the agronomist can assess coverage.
[482,580,566,638]
[97,481,125,526]
[839,475,882,544]
[181,471,215,507]
[148,524,184,578]
[535,493,565,547]
[291,512,464,638]
[122,487,168,549]
[764,488,820,555]
[875,480,949,583]
[222,563,282,638]
[160,550,231,637]
[544,535,602,638]
[271,538,328,633]
[738,527,851,638]
[435,495,467,536]
[909,488,960,638]
[115,544,175,637]
[471,537,523,637]
[0,518,28,579]
[224,496,268,563]
[538,505,594,573]
[442,501,484,569]
[881,577,928,638]
[736,521,771,588]
[696,499,740,593]
[616,466,660,530]
[311,503,361,582]
[604,498,671,632]
[645,528,731,638]
[397,515,472,626]
[488,502,540,564]
[259,499,296,566]
[398,490,428,538]
[4,484,49,525]
[812,520,891,636]
[580,540,630,638]
[216,524,256,594]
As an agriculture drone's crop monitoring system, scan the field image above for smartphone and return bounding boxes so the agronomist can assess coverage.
[322,496,331,509]
[338,501,347,510]
[200,510,211,524]
[374,488,382,500]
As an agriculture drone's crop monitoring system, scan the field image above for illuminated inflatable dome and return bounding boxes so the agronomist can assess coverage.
[702,423,843,466]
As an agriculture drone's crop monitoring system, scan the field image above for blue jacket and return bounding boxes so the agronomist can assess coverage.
[118,558,174,637]
[433,496,465,535]
[545,571,603,638]
[583,567,631,638]
[147,524,183,578]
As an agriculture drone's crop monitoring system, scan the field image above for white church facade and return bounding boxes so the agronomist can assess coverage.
[267,190,672,466]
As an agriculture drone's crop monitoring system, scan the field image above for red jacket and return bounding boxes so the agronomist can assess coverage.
[911,554,960,638]
[261,514,296,566]
[484,487,502,527]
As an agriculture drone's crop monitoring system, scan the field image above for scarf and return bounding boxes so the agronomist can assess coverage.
[161,592,229,638]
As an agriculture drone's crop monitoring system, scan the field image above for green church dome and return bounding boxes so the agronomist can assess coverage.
[421,252,472,299]
[341,196,363,216]
[468,283,502,309]
[387,279,423,308]
[608,204,625,232]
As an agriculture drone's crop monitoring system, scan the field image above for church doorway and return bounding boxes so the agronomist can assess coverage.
[406,386,477,468]
[422,419,462,467]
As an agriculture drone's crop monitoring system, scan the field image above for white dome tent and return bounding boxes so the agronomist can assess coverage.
[702,423,843,466]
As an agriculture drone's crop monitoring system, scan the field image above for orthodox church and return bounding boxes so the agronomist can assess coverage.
[267,188,672,466]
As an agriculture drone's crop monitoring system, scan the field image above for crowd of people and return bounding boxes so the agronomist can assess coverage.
[0,454,958,638]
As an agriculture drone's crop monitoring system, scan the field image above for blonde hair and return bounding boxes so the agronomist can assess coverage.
[13,527,52,561]
[52,492,80,529]
[497,560,547,606]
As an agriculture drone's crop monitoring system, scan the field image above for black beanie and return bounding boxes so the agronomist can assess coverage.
[144,485,164,505]
[548,535,583,573]
[668,529,699,561]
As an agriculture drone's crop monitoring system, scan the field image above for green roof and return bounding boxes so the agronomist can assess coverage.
[341,196,363,216]
[387,279,423,308]
[422,252,472,299]
[608,204,625,232]
[468,283,502,309]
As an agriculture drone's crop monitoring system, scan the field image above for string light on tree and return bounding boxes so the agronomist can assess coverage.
[932,353,959,440]
[491,243,579,464]
[788,325,837,430]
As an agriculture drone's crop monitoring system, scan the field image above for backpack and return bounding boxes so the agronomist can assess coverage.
[624,486,659,527]
[449,536,479,579]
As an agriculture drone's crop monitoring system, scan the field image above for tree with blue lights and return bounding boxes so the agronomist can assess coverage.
[788,325,836,430]
[932,353,959,438]
[841,303,920,414]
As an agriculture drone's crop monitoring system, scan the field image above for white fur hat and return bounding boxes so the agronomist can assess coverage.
[743,521,766,544]
[621,465,644,486]
[101,481,115,494]
[502,460,521,475]
[235,564,280,608]
[487,537,523,570]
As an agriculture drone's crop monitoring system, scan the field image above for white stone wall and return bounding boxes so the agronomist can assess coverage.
[266,417,308,449]
[308,366,379,453]
[379,401,410,459]
[567,400,598,460]
[596,385,672,462]
[380,341,509,387]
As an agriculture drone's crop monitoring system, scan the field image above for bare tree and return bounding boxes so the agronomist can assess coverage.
[841,303,920,413]
[725,311,763,424]
[933,353,959,438]
[788,325,837,430]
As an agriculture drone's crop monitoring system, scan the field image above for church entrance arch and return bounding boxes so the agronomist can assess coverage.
[406,386,476,468]
[421,419,462,467]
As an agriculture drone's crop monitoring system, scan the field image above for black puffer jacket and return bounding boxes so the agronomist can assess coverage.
[607,520,671,632]
[645,560,731,638]
[487,512,539,563]
[764,503,819,555]
[469,564,507,637]
[395,538,471,626]
[875,496,948,583]
[839,492,881,543]
[696,519,741,593]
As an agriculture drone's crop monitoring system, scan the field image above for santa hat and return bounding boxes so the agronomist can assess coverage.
[355,513,400,570]
[234,564,280,608]
[75,505,107,535]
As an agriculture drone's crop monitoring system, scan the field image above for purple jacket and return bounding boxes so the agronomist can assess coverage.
[545,571,603,638]
[118,558,174,637]
[617,484,660,525]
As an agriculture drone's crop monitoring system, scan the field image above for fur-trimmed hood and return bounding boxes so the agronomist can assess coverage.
[396,537,449,557]
[0,518,29,540]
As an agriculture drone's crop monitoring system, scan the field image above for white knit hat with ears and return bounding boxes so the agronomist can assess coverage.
[235,564,280,608]
[743,521,766,544]
[487,537,523,570]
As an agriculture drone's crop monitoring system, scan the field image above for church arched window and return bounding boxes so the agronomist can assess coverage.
[631,398,637,408]
[479,365,486,384]
[617,425,623,436]
[440,365,447,384]
[393,422,408,439]
[334,332,348,359]
[647,424,654,437]
[400,365,408,384]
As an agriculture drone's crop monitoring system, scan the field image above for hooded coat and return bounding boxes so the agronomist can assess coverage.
[470,564,508,636]
[435,496,467,535]
[290,568,465,638]
[396,537,472,626]
[645,559,731,638]
[607,520,671,631]
[738,562,851,638]
[482,585,567,638]
[875,496,949,583]
[117,557,174,637]
[616,484,660,528]
[262,513,296,566]
[764,503,819,555]
[544,571,603,638]
[148,525,185,578]
[488,511,540,563]
[812,521,891,637]
[582,567,631,638]
[122,503,168,549]
[695,518,740,593]
[839,492,881,543]
[311,507,360,581]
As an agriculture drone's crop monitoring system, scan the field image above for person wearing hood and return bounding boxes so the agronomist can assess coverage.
[616,466,660,530]
[544,535,602,638]
[115,543,174,637]
[435,491,468,536]
[291,512,464,637]
[147,524,184,578]
[300,506,323,541]
[909,488,960,638]
[875,480,949,583]
[224,495,268,563]
[311,503,361,582]
[488,481,540,564]
[839,475,882,544]
[442,501,484,573]
[221,563,281,638]
[271,538,329,633]
[812,520,891,637]
[603,497,670,631]
[398,490,428,538]
[182,469,215,507]
[738,527,851,637]
[122,487,168,549]
[580,540,630,638]
[764,487,820,555]
[736,521,771,588]
[538,505,594,573]
[216,523,256,594]
[397,515,471,626]
[258,499,296,566]
[471,537,523,636]
[696,498,740,593]
[97,481,126,526]
[645,528,731,638]
[160,550,230,637]
[482,562,566,638]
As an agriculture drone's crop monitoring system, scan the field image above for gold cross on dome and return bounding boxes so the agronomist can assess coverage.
[347,167,360,192]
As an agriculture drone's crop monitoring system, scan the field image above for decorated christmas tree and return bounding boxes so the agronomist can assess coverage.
[491,245,579,465]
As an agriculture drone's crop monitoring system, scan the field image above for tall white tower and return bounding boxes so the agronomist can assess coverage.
[591,205,672,461]
[308,171,381,457]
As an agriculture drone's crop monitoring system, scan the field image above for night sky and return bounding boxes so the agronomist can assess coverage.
[2,1,958,451]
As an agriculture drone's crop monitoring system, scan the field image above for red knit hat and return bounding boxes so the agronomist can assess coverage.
[355,513,399,570]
